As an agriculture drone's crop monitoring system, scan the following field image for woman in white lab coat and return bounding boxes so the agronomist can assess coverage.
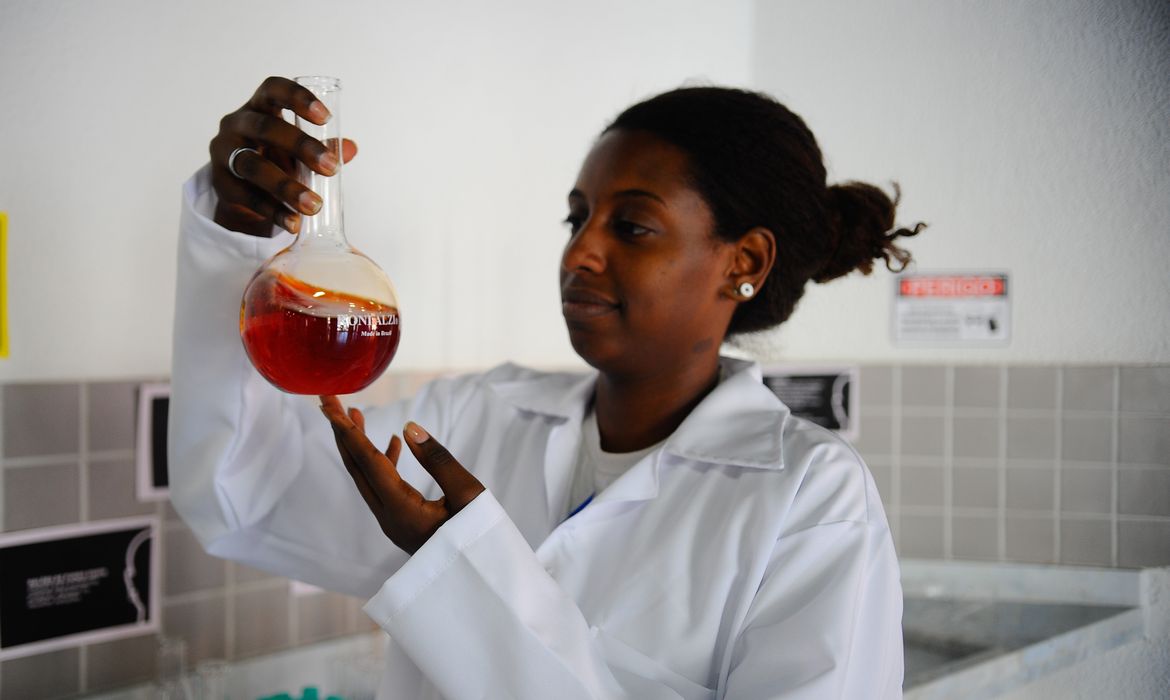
[170,78,923,699]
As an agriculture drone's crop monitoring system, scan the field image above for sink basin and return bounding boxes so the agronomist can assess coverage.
[903,598,1133,688]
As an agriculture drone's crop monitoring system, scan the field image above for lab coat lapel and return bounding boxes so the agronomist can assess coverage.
[490,369,597,525]
[589,454,660,508]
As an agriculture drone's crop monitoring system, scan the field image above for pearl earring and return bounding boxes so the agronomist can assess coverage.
[738,282,755,298]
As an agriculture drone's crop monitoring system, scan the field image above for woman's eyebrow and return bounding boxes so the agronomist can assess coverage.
[567,188,665,205]
[614,189,666,204]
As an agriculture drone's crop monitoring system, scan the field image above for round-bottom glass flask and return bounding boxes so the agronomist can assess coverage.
[240,76,401,395]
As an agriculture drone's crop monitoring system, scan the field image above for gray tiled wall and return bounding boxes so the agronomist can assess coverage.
[856,365,1170,569]
[1,364,1168,697]
[0,382,377,699]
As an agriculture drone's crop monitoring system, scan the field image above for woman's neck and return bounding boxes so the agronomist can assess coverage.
[593,353,721,453]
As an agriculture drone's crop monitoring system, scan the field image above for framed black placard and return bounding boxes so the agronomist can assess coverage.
[761,366,859,442]
[0,517,160,660]
[136,382,170,501]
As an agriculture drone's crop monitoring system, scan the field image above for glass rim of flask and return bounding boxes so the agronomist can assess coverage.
[296,75,341,93]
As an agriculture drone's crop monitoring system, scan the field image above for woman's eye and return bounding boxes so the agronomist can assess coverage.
[563,214,584,235]
[613,219,652,237]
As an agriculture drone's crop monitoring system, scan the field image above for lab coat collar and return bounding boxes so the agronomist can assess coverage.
[489,367,597,424]
[488,356,789,472]
[663,357,789,471]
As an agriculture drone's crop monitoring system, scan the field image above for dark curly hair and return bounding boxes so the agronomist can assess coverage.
[604,87,925,335]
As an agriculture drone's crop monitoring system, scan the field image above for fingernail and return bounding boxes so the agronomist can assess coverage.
[405,422,429,443]
[299,191,322,215]
[318,150,339,174]
[309,100,331,124]
[283,213,300,233]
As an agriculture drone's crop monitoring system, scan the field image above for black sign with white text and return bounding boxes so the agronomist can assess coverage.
[762,367,859,441]
[0,518,158,659]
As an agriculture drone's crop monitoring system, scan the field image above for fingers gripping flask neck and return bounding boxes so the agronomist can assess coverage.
[240,76,402,395]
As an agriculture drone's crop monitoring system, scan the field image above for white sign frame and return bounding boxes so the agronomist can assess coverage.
[892,270,1012,347]
[136,382,171,502]
[761,365,860,442]
[0,516,161,660]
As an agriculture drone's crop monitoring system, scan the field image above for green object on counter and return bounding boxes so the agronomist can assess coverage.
[256,687,340,700]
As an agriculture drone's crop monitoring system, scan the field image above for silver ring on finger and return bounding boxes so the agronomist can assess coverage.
[227,147,260,179]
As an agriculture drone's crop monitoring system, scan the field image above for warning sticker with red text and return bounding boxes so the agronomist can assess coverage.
[893,272,1010,345]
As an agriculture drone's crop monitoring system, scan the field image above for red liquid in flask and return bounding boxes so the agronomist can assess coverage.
[240,271,401,395]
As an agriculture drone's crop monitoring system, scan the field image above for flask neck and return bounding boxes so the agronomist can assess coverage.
[294,77,345,249]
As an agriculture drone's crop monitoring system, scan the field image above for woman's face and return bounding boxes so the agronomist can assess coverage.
[560,129,739,378]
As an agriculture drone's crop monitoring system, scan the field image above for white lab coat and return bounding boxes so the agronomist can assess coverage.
[169,165,904,700]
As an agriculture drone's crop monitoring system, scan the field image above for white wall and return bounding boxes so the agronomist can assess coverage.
[0,0,754,381]
[3,1,1168,384]
[747,0,1170,364]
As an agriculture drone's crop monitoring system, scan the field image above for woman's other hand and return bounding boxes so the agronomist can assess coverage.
[209,76,358,237]
[319,396,486,554]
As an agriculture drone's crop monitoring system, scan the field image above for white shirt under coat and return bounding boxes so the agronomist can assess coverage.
[169,165,905,699]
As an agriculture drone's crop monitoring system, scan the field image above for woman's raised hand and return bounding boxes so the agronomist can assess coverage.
[209,76,358,237]
[318,396,486,555]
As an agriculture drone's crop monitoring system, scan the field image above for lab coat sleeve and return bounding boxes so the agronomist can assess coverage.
[721,518,904,699]
[169,165,461,598]
[363,490,701,700]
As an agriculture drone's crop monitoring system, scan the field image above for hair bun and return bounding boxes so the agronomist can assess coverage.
[815,181,926,284]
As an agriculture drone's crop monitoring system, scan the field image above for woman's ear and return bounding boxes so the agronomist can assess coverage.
[722,227,776,300]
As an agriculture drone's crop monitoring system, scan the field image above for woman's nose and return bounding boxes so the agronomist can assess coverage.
[561,219,607,273]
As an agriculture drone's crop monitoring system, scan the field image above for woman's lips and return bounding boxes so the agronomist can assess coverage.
[561,288,620,320]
